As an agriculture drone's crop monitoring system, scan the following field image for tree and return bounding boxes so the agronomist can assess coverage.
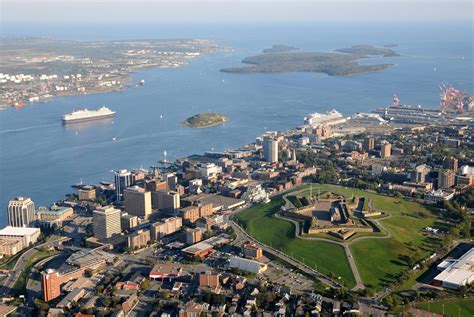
[140,278,150,291]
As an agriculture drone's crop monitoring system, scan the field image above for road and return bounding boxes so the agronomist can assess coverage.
[0,236,69,296]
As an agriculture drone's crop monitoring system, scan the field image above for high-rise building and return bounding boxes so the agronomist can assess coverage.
[8,197,35,228]
[380,141,391,159]
[42,269,61,302]
[263,137,278,162]
[364,136,375,151]
[151,190,180,213]
[412,164,430,183]
[443,156,459,174]
[115,169,133,201]
[438,169,455,189]
[124,186,152,218]
[93,206,121,241]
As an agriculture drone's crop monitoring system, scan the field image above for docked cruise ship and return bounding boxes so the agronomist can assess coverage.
[62,106,115,124]
[304,109,346,126]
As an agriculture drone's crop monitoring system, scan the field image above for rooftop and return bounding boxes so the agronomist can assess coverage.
[181,242,213,255]
[0,226,40,236]
[434,248,474,287]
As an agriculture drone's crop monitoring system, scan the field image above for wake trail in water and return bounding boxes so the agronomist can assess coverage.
[0,122,57,135]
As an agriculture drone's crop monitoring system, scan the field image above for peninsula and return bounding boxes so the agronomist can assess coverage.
[179,113,229,128]
[0,37,230,110]
[220,44,398,76]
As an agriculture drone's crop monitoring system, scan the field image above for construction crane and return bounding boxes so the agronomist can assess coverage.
[439,82,472,113]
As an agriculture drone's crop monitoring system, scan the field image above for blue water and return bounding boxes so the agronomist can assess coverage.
[0,22,472,225]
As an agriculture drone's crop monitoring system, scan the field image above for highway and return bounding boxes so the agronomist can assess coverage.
[0,236,69,296]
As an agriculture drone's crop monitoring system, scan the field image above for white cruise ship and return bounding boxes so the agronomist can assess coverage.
[62,106,115,124]
[304,109,344,126]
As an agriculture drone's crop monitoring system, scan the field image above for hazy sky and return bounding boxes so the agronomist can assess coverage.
[1,0,472,23]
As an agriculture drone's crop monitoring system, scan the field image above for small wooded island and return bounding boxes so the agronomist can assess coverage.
[179,113,229,128]
[221,44,399,76]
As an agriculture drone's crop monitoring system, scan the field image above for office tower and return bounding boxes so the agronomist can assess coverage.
[443,156,459,174]
[364,136,375,151]
[380,141,391,158]
[93,206,121,241]
[124,186,152,218]
[42,269,61,302]
[115,169,133,201]
[8,196,35,228]
[412,164,430,183]
[438,169,455,189]
[151,190,180,213]
[263,137,278,162]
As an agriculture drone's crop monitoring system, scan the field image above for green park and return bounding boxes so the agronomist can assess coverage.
[234,184,447,291]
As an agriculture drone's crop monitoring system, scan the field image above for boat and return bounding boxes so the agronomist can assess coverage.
[14,103,27,109]
[304,109,345,126]
[62,106,115,124]
[139,79,145,85]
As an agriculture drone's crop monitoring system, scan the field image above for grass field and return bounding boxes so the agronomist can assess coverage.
[234,193,356,288]
[417,299,474,317]
[296,184,444,290]
[0,252,23,270]
[239,184,446,291]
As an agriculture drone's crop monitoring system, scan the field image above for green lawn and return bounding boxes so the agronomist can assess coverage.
[274,184,445,290]
[313,185,442,290]
[234,193,356,288]
[417,299,474,317]
[0,252,23,270]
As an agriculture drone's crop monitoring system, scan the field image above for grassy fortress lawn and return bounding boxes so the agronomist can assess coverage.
[234,193,357,288]
[235,184,445,291]
[417,299,474,317]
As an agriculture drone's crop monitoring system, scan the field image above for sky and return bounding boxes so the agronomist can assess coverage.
[1,0,472,23]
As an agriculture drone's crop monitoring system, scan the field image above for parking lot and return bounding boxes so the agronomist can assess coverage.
[263,262,314,293]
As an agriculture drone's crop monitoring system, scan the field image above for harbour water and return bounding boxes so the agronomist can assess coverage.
[0,22,472,225]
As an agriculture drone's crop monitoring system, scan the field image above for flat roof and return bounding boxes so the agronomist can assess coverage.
[150,263,182,276]
[0,304,17,316]
[0,226,40,236]
[181,242,213,255]
[434,248,474,286]
[184,194,245,209]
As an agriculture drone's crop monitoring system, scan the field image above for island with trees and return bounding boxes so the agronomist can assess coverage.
[179,113,229,128]
[221,44,399,76]
[262,44,299,53]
